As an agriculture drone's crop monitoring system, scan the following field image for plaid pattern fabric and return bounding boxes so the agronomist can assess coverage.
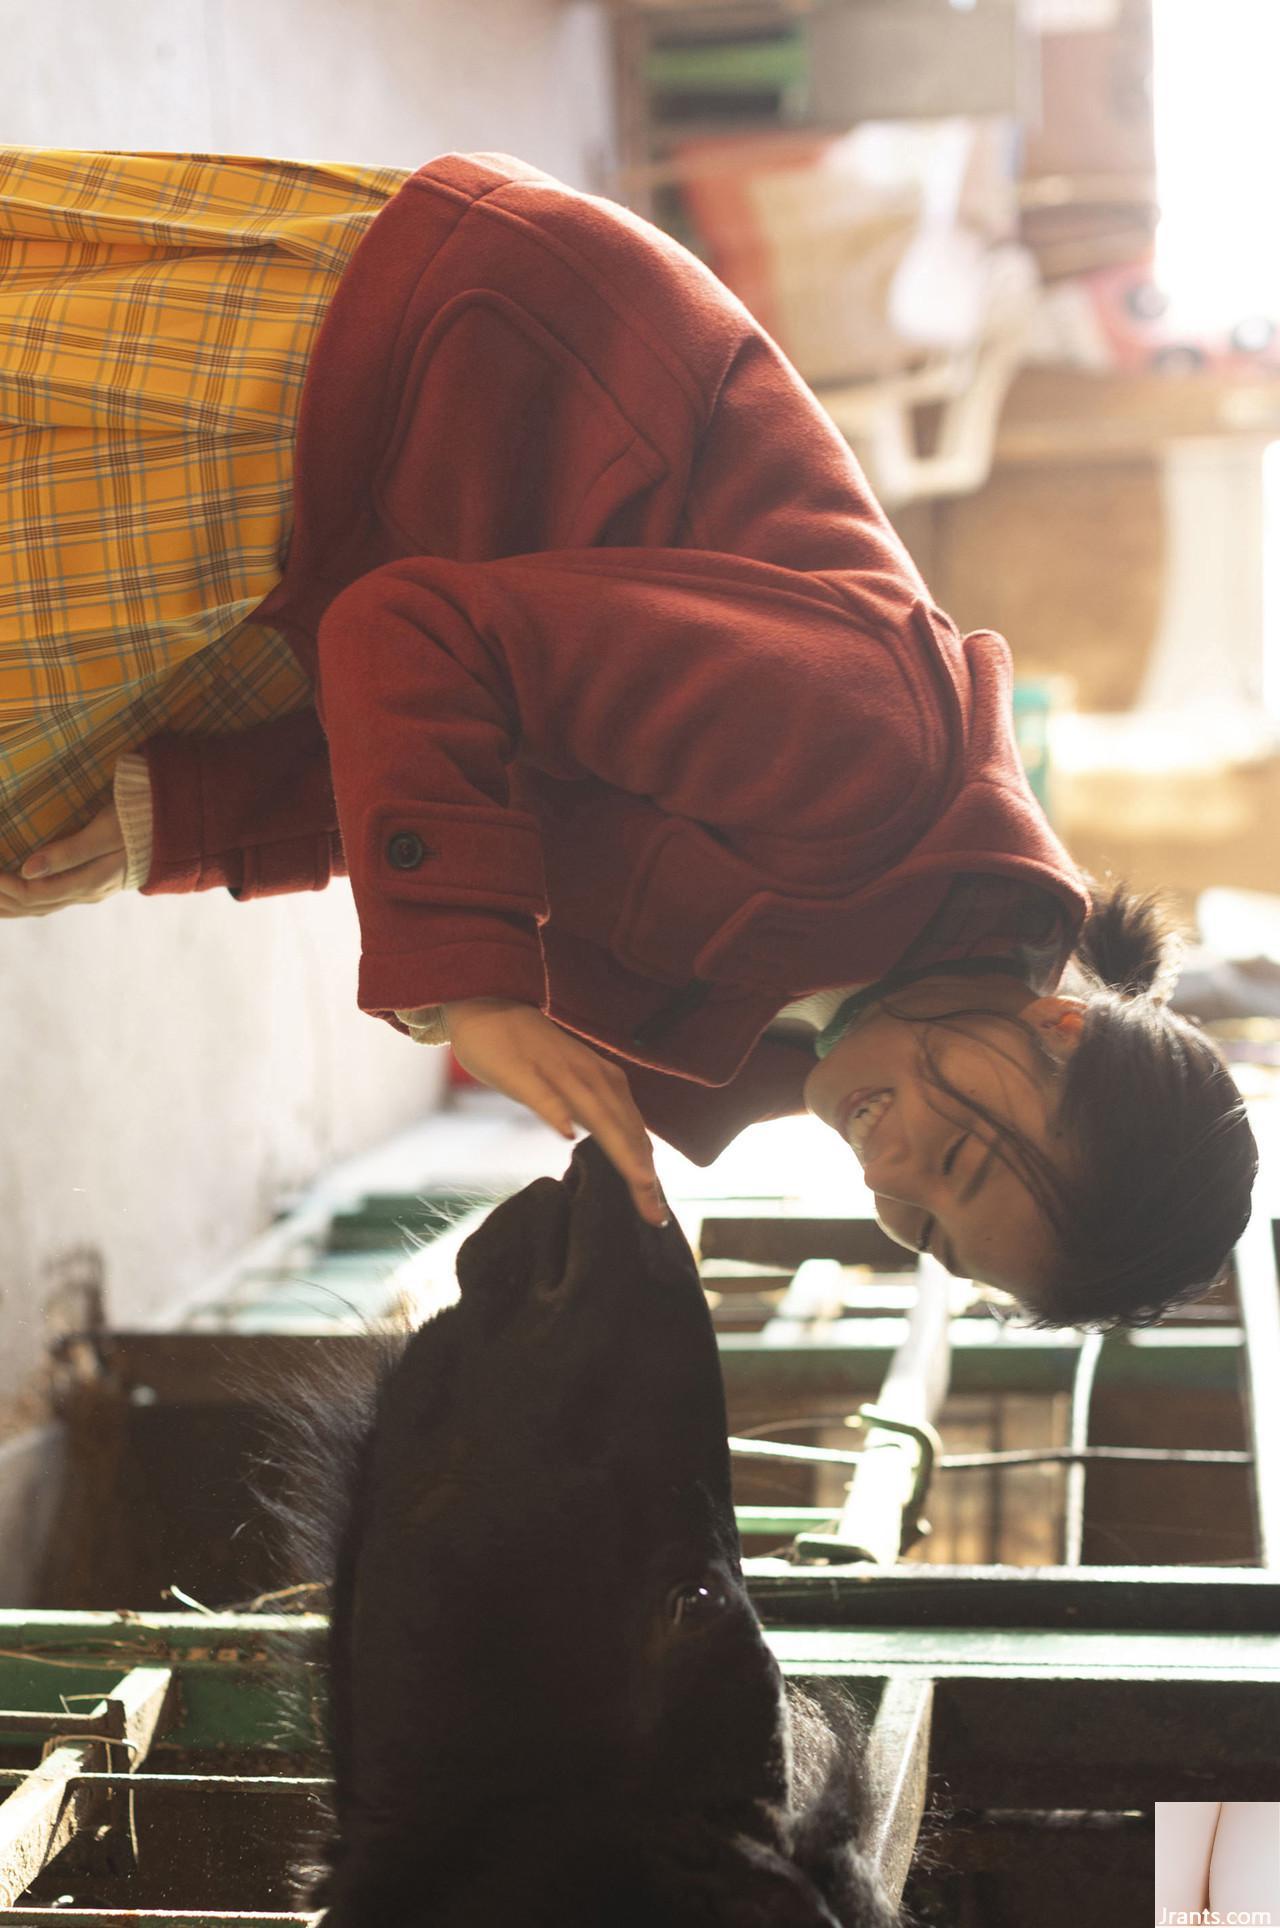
[0,147,408,865]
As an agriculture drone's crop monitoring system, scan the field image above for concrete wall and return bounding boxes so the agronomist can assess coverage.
[1,886,449,1389]
[0,0,615,1597]
[0,0,614,184]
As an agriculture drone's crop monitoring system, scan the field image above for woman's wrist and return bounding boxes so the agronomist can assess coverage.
[393,999,538,1048]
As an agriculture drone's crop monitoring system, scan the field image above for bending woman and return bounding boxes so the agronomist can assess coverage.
[0,149,1257,1324]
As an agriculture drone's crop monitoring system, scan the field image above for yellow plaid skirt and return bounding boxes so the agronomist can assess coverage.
[0,147,409,865]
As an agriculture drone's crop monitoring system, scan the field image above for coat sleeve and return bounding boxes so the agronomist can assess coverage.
[138,705,346,899]
[313,547,950,1018]
[615,1036,814,1166]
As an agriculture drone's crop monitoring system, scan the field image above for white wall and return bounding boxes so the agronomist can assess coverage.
[0,0,614,186]
[0,885,451,1404]
[0,0,616,1592]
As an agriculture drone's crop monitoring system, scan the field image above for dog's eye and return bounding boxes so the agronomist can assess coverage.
[667,1577,729,1626]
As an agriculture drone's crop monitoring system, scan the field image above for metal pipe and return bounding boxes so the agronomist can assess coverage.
[1231,1204,1280,1566]
[0,1913,311,1925]
[1062,1330,1104,1566]
[730,1439,1252,1471]
[940,1445,1252,1469]
[788,1258,953,1564]
[758,1257,849,1341]
[730,1437,862,1469]
[0,1771,329,1792]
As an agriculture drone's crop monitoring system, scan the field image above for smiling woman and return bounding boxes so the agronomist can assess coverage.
[804,884,1257,1327]
[805,972,1085,1300]
[0,148,1258,1331]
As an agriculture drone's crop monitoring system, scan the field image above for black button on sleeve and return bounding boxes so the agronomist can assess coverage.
[386,832,432,870]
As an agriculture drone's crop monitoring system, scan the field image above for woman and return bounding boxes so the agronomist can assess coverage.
[0,149,1257,1324]
[1154,1801,1279,1922]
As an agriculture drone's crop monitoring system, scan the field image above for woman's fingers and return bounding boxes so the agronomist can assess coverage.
[552,1058,667,1225]
[0,847,126,915]
[0,801,127,916]
[510,1053,665,1225]
[20,800,123,880]
[513,1062,579,1142]
[443,1000,666,1226]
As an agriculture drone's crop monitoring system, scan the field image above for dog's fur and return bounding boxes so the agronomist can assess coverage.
[264,1141,905,1927]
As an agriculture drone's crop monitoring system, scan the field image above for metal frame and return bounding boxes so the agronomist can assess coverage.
[0,1667,171,1909]
[0,1615,323,1924]
[0,1594,1276,1916]
[783,1258,951,1564]
[1230,1203,1280,1563]
[0,1914,308,1925]
[719,1203,1280,1900]
[5,1128,1275,1917]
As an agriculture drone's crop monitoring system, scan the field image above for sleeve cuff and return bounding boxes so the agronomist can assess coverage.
[358,925,547,1018]
[396,1005,450,1045]
[114,753,155,892]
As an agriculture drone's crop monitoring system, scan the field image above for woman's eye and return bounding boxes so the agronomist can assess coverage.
[943,1134,968,1177]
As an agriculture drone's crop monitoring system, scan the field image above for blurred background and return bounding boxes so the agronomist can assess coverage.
[4,0,1280,1598]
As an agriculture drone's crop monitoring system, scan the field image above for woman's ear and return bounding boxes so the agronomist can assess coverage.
[1023,995,1087,1064]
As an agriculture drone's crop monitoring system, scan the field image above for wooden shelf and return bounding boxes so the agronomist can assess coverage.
[995,366,1280,465]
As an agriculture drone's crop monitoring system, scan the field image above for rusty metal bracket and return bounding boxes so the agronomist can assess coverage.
[857,1405,941,1533]
[0,1665,172,1908]
[793,1403,943,1563]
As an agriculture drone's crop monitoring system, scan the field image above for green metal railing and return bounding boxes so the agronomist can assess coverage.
[0,1598,1276,1920]
[3,1125,1273,1918]
[0,1911,309,1925]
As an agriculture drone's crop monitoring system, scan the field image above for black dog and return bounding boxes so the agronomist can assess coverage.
[291,1136,904,1926]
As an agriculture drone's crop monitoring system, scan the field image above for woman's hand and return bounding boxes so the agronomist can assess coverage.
[0,801,127,916]
[443,997,668,1226]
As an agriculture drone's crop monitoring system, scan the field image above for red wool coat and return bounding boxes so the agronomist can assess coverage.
[139,151,1089,1163]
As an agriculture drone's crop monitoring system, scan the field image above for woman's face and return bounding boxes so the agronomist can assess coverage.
[803,981,1085,1307]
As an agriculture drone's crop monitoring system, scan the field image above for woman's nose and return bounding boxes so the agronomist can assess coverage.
[869,1156,931,1208]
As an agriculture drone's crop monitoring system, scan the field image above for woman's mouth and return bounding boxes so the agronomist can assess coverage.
[835,1087,894,1160]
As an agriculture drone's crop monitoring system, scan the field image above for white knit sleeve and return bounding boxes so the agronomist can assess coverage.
[396,1005,450,1046]
[113,753,154,892]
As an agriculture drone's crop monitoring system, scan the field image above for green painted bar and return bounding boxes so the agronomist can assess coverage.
[330,1190,491,1226]
[719,1323,1243,1396]
[646,37,808,97]
[0,1772,329,1791]
[0,1615,325,1756]
[736,1506,840,1536]
[99,1321,1245,1408]
[768,1625,1280,1680]
[0,1913,309,1925]
[744,1563,1280,1632]
[324,1192,489,1252]
[0,1612,1272,1744]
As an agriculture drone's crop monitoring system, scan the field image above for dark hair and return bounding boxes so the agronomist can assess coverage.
[913,881,1259,1327]
[1038,881,1258,1325]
